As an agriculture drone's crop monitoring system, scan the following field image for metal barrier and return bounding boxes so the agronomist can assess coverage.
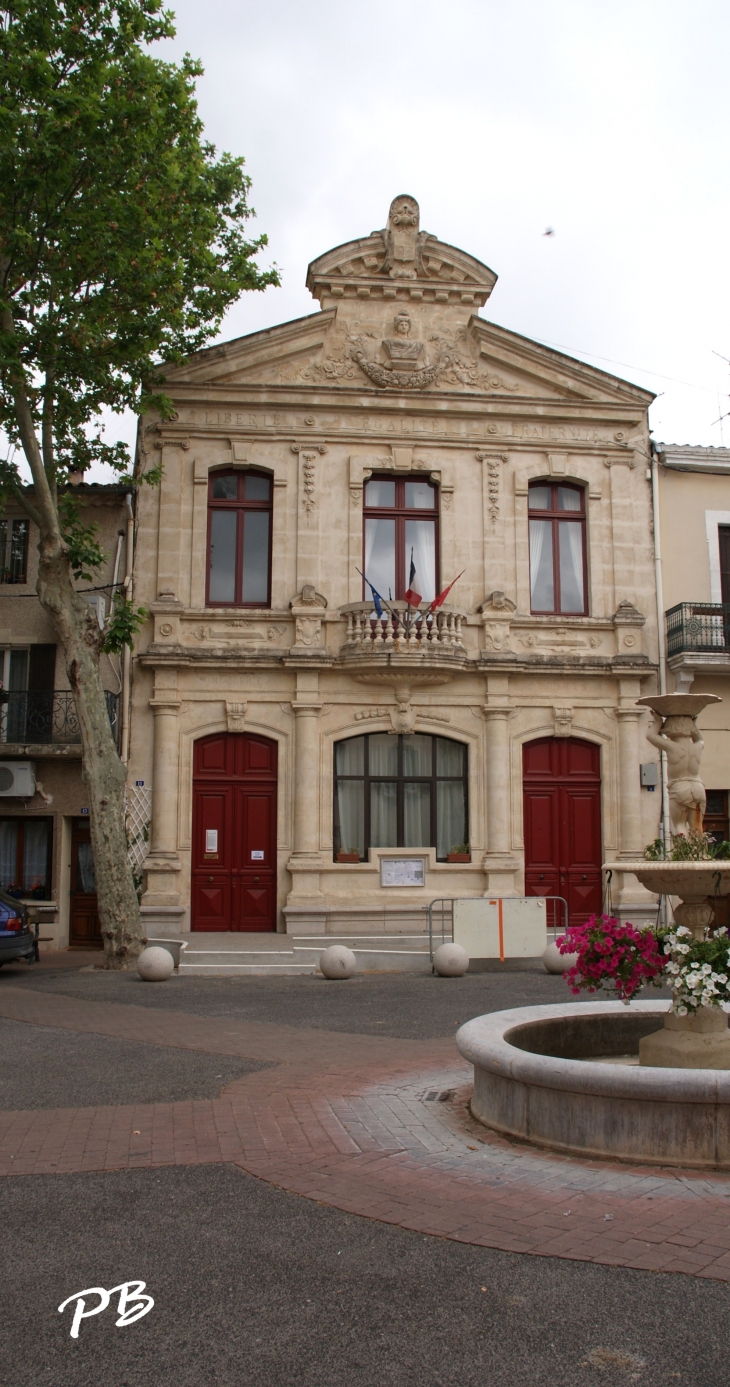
[427,898,454,962]
[0,689,120,748]
[427,894,569,966]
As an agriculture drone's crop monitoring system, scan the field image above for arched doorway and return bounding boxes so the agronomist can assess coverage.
[522,737,602,925]
[191,732,277,932]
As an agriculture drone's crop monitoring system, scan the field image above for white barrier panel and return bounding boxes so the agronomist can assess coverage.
[453,897,547,959]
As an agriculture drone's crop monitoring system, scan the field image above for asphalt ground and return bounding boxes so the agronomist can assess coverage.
[0,958,671,1040]
[1,961,699,1387]
[2,1161,725,1387]
[0,1017,270,1110]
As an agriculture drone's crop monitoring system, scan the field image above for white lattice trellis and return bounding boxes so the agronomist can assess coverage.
[125,784,152,874]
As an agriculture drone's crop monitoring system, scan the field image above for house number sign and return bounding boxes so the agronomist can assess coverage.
[380,857,426,888]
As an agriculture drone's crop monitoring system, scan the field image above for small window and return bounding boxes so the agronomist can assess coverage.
[0,519,29,584]
[207,471,272,607]
[0,817,52,897]
[333,733,468,861]
[363,476,438,603]
[528,482,587,615]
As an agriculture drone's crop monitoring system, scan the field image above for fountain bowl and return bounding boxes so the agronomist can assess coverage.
[456,1001,730,1168]
[636,693,721,718]
[605,858,730,903]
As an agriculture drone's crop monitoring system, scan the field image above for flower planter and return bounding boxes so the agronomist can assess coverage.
[336,852,361,864]
[447,853,471,863]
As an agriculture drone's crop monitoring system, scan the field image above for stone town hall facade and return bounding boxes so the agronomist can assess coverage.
[130,195,661,941]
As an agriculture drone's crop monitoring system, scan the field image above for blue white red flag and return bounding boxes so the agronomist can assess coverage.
[404,549,422,608]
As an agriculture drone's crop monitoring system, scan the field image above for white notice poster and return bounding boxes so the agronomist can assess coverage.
[380,858,426,887]
[205,829,218,854]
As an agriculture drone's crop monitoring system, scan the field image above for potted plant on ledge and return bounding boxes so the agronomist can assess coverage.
[447,843,471,863]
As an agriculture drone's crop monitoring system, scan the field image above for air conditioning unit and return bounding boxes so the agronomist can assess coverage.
[0,762,36,797]
[86,595,106,628]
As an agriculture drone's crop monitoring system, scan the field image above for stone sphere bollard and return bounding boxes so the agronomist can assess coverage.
[433,942,469,977]
[137,945,175,982]
[319,945,356,979]
[543,939,579,974]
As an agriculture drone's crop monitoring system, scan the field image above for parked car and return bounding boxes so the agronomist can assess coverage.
[0,888,37,966]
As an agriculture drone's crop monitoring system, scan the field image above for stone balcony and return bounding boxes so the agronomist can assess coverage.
[339,602,469,670]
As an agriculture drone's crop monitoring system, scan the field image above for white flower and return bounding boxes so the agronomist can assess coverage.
[676,1005,688,1016]
[702,964,713,975]
[719,975,728,985]
[676,944,690,955]
[676,926,692,937]
[718,927,728,937]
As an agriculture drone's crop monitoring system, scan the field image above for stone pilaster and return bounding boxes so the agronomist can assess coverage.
[142,694,182,908]
[286,671,324,907]
[483,675,518,895]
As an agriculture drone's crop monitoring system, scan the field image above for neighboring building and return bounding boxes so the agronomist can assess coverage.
[131,194,662,942]
[0,483,132,950]
[656,443,730,841]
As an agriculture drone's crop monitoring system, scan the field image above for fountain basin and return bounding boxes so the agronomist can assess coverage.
[604,859,730,903]
[456,1001,730,1168]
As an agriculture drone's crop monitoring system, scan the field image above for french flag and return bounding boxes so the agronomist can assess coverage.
[404,549,422,608]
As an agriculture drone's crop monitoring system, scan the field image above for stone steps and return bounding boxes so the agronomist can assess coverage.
[176,932,435,976]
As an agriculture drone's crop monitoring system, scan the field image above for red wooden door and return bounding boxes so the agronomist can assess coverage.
[192,733,277,932]
[523,737,602,925]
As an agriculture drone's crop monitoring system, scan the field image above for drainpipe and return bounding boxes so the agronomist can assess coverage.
[650,444,671,855]
[120,492,135,764]
[107,531,125,695]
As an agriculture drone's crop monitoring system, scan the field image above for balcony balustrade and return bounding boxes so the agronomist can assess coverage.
[666,603,730,658]
[343,603,466,656]
[0,690,120,747]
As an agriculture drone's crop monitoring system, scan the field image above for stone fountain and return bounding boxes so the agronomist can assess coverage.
[455,691,730,1168]
[605,692,730,1069]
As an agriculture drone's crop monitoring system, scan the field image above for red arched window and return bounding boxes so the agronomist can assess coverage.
[528,482,587,615]
[207,471,272,608]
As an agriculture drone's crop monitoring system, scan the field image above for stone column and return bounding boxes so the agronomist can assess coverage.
[483,675,518,895]
[142,695,182,909]
[612,681,655,925]
[292,701,322,856]
[615,707,643,858]
[285,672,325,927]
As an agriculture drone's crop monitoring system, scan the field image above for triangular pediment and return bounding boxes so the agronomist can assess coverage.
[161,310,335,387]
[161,305,654,407]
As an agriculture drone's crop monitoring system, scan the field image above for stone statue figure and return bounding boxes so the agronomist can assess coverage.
[645,712,706,835]
[383,312,424,370]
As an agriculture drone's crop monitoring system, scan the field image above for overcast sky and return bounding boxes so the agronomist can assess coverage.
[104,0,730,464]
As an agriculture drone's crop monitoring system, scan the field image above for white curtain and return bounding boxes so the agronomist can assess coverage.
[559,521,585,612]
[364,518,395,601]
[370,782,397,846]
[0,820,17,888]
[77,841,96,894]
[404,520,436,602]
[335,782,364,857]
[529,519,553,610]
[23,821,48,892]
[403,782,430,846]
[437,782,467,857]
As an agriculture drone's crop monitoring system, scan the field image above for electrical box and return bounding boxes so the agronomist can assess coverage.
[0,761,36,797]
[453,897,547,959]
[85,594,106,628]
[640,762,658,789]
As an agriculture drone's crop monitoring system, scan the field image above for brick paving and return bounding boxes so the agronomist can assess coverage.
[4,983,730,1280]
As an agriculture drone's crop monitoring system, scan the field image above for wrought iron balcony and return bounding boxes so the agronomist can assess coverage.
[0,690,120,747]
[666,603,730,658]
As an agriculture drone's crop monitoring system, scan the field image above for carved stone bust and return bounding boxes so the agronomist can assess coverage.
[383,312,423,369]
